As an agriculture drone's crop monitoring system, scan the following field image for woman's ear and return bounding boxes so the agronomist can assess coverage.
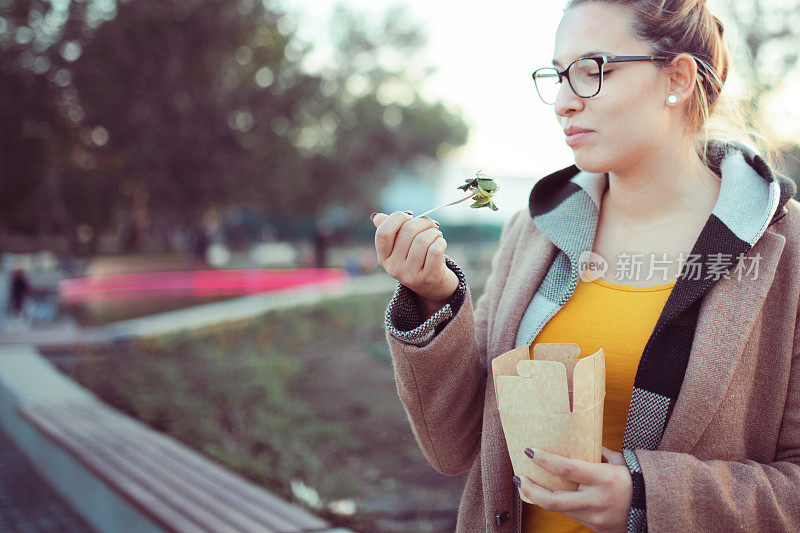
[664,53,698,105]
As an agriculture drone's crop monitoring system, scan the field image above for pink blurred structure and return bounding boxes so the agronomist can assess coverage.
[59,269,349,303]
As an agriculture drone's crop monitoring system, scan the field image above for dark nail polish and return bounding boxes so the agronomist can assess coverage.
[433,221,440,227]
[525,448,535,459]
[404,211,413,215]
[370,212,377,221]
[512,476,521,487]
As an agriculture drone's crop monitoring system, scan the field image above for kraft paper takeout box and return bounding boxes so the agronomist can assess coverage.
[492,342,605,497]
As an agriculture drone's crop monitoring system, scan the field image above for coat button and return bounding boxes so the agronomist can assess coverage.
[494,511,510,526]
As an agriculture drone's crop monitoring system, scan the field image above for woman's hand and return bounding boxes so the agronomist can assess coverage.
[514,446,632,533]
[371,212,459,316]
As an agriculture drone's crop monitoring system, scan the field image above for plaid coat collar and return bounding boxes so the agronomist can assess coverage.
[514,140,796,530]
[528,140,795,253]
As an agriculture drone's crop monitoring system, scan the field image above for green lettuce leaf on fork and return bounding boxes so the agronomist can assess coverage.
[458,170,500,211]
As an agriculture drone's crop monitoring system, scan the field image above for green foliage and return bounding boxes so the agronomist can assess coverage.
[0,0,469,247]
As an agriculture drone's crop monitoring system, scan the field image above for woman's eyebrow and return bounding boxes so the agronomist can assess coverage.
[552,50,612,67]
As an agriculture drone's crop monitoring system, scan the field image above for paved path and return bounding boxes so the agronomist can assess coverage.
[0,274,396,352]
[0,429,94,532]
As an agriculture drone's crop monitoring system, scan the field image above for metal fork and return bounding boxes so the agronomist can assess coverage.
[415,192,477,218]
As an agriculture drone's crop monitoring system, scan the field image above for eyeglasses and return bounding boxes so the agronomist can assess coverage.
[532,55,671,105]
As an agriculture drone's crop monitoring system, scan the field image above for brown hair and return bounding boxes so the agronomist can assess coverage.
[565,0,779,166]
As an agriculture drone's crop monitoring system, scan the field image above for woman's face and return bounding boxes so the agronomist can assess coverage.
[553,3,672,173]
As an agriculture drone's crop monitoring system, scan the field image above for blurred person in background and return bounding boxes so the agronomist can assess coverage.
[371,0,800,531]
[313,218,334,269]
[9,268,30,318]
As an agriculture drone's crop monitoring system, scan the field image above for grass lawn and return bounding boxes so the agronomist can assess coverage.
[67,291,480,532]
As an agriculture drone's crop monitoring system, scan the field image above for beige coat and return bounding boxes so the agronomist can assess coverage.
[386,199,800,532]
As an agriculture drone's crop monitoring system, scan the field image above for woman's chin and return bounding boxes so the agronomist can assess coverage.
[572,153,611,174]
[572,148,613,174]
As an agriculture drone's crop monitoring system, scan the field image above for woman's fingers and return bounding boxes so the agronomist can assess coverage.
[406,227,443,272]
[514,475,588,514]
[374,211,413,262]
[528,448,606,485]
[387,216,439,264]
[422,233,447,275]
[371,213,389,228]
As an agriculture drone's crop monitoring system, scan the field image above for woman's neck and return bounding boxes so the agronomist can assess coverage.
[603,143,721,225]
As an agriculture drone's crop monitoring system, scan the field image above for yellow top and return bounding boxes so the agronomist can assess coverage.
[522,276,676,533]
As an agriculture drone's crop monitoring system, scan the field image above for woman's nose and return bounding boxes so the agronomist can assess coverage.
[554,82,584,117]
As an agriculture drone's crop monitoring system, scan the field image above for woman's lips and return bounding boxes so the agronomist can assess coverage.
[565,130,594,146]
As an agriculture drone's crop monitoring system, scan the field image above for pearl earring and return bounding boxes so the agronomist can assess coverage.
[666,94,678,105]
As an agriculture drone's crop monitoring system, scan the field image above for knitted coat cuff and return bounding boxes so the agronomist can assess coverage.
[384,257,467,346]
[623,449,647,532]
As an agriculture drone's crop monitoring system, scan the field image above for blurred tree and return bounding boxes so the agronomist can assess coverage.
[71,0,303,248]
[724,0,800,111]
[0,0,94,248]
[721,0,800,195]
[292,5,469,218]
[0,0,468,251]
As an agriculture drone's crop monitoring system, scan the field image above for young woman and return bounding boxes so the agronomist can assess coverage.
[371,0,800,531]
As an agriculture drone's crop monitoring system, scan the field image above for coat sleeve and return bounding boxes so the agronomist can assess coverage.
[384,210,524,476]
[628,342,800,532]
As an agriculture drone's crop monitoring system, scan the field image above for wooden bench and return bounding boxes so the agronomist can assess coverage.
[19,400,347,533]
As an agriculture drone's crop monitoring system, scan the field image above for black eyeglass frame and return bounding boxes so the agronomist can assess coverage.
[532,55,671,104]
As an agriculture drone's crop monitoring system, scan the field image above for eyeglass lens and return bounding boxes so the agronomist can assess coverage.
[533,58,601,104]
